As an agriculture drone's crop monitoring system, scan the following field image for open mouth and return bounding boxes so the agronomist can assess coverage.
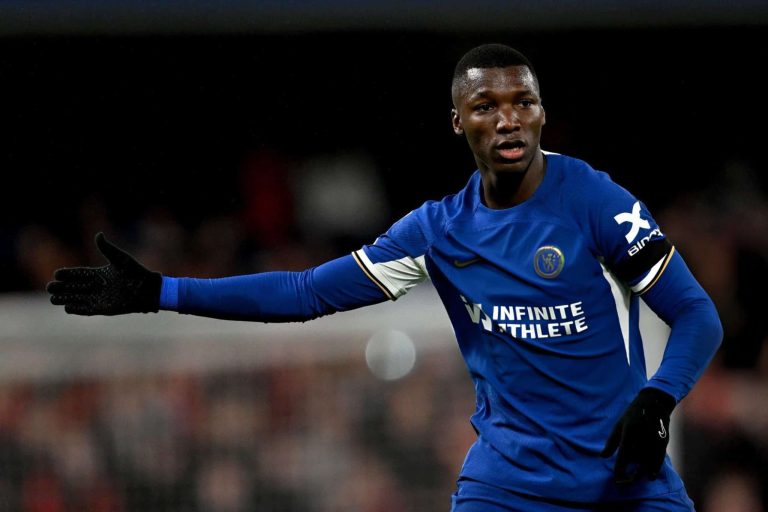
[496,140,525,160]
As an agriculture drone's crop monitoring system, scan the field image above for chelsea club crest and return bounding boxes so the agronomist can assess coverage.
[534,245,565,279]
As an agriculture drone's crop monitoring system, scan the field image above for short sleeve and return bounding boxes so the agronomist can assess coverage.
[352,206,433,300]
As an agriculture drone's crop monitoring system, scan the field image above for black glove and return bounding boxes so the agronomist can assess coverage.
[46,232,162,316]
[601,387,676,484]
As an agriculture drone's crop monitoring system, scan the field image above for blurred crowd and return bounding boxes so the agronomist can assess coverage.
[0,346,476,512]
[1,148,767,511]
[2,147,392,293]
[660,160,768,512]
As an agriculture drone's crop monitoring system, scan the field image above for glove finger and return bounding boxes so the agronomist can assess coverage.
[65,303,97,316]
[50,294,70,306]
[53,267,102,282]
[51,293,89,306]
[95,232,134,267]
[601,422,622,457]
[640,462,661,481]
[637,446,666,481]
[613,436,631,482]
[47,279,101,295]
[615,466,639,484]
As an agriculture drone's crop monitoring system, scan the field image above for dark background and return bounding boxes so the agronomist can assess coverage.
[3,24,767,268]
[1,5,768,511]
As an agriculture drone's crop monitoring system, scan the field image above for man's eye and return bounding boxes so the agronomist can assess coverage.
[519,99,533,108]
[474,103,493,112]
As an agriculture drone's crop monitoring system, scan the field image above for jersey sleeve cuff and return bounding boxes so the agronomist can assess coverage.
[644,381,682,404]
[159,276,180,310]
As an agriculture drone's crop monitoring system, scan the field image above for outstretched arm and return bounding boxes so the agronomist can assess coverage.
[162,253,387,322]
[47,232,388,321]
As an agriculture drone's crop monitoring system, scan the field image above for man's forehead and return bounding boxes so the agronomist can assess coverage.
[459,66,538,95]
[464,65,534,84]
[465,68,487,81]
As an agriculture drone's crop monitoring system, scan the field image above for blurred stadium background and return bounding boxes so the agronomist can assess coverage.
[2,2,768,511]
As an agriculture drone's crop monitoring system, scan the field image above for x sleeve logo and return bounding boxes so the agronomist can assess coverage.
[614,201,651,243]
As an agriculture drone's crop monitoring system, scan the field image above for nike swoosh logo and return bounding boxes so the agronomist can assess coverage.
[453,257,482,268]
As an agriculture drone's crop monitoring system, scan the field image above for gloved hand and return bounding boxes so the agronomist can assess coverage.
[46,232,162,315]
[601,387,677,484]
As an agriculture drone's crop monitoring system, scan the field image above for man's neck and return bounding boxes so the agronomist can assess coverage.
[481,151,546,209]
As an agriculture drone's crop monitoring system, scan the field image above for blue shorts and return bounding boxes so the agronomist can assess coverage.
[451,478,696,512]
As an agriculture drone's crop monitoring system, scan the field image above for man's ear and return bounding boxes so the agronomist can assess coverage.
[451,108,464,135]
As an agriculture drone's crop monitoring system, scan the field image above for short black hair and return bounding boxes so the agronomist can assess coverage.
[452,43,538,95]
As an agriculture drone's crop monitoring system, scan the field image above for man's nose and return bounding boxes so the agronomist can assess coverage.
[496,105,519,131]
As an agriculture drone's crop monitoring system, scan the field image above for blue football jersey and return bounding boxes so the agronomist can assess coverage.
[352,152,685,501]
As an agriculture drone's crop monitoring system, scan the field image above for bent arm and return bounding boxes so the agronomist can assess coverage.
[160,254,388,322]
[640,251,724,402]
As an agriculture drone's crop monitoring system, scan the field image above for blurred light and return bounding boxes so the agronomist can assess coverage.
[364,329,416,381]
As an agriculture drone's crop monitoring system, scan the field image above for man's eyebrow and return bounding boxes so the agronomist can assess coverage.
[466,89,492,101]
[467,88,536,101]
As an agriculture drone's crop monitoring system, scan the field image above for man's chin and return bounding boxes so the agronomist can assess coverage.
[491,160,529,175]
